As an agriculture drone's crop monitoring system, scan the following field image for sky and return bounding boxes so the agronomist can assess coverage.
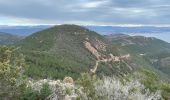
[1,0,170,26]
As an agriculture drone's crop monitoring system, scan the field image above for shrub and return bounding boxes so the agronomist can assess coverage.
[76,71,164,100]
[136,69,170,100]
[22,83,52,100]
[0,46,27,100]
[39,83,52,99]
[161,83,170,100]
[44,71,166,100]
[95,76,162,100]
[77,72,99,100]
[21,87,40,100]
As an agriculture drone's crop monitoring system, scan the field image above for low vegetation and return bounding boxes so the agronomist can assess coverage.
[37,72,169,100]
[0,46,169,100]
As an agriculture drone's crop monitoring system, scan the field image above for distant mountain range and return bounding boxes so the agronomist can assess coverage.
[0,25,51,36]
[85,26,170,34]
[0,32,23,45]
[86,26,170,43]
[1,25,170,35]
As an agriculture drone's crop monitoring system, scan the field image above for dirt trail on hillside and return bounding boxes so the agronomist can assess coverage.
[84,40,131,73]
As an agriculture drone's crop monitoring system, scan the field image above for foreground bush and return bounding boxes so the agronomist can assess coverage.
[136,69,170,100]
[43,72,165,100]
[95,77,162,100]
[21,70,169,100]
[77,72,163,100]
[0,46,27,100]
[21,83,51,100]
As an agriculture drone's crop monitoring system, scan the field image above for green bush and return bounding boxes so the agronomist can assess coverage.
[161,83,170,100]
[40,83,52,99]
[77,72,99,100]
[138,69,170,100]
[0,46,27,100]
[22,83,52,100]
[21,87,40,100]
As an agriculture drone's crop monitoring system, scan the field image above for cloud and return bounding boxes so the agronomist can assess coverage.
[81,0,109,8]
[0,0,170,25]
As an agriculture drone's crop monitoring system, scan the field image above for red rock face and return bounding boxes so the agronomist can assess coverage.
[84,41,101,60]
[94,39,107,51]
[84,40,131,73]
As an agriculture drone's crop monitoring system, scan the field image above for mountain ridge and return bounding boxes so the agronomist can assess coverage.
[105,34,170,80]
[16,25,170,80]
[17,25,134,79]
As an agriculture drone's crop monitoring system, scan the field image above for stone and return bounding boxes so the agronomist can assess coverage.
[63,77,74,84]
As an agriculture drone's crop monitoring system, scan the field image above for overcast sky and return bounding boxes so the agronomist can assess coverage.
[1,0,170,26]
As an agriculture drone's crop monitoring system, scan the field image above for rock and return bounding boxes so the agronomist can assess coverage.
[64,95,71,100]
[63,77,74,84]
[84,41,101,59]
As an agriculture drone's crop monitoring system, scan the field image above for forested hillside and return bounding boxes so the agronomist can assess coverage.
[106,34,170,80]
[0,32,22,45]
[17,25,136,79]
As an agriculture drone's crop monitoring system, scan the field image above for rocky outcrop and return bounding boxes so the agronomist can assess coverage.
[95,38,107,51]
[63,77,74,85]
[84,39,131,73]
[84,41,101,60]
[161,57,170,67]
